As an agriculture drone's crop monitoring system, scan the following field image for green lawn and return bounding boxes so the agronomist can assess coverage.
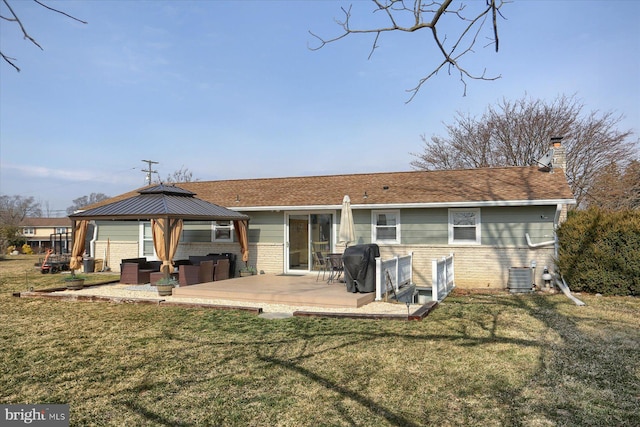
[1,255,639,426]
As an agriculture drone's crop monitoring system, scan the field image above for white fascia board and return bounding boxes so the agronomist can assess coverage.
[229,198,576,212]
[230,205,343,212]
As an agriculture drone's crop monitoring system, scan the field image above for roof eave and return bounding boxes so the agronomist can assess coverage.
[230,198,577,211]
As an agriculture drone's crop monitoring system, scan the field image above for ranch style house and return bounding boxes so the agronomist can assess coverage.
[78,142,575,290]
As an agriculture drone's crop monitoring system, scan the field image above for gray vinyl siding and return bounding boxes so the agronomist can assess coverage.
[351,210,372,245]
[481,206,556,246]
[95,220,139,241]
[182,221,212,242]
[401,208,449,245]
[244,211,284,244]
[359,206,556,247]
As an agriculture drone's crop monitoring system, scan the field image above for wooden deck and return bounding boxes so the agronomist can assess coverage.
[172,273,376,308]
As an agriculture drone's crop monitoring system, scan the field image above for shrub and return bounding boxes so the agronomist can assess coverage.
[556,208,640,296]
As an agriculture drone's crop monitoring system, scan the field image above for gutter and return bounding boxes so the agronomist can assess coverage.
[234,198,577,212]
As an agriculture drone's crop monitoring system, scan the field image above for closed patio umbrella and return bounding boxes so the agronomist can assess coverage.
[338,195,356,247]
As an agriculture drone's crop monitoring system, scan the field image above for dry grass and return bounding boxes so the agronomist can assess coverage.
[1,255,639,426]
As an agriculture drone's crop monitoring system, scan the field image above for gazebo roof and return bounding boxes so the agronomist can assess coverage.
[69,184,249,221]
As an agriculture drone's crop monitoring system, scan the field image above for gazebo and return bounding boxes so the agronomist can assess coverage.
[68,184,250,281]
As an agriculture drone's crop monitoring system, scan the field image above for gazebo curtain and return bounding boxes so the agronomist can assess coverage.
[152,218,183,275]
[233,219,249,263]
[69,220,89,271]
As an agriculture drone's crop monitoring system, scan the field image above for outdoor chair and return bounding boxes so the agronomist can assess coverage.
[313,252,328,281]
[120,262,152,285]
[179,264,201,286]
[214,259,230,281]
[327,253,344,284]
[198,260,215,283]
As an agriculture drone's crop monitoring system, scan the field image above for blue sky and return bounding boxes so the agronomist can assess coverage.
[1,0,638,215]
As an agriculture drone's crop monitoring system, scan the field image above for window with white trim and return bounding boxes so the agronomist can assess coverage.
[372,210,400,244]
[23,227,35,236]
[55,227,67,234]
[213,221,234,242]
[141,221,155,257]
[449,208,481,244]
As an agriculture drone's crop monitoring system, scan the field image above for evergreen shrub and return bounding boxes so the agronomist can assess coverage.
[556,208,640,296]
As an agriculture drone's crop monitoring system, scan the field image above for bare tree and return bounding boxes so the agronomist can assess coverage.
[66,193,110,215]
[588,160,640,210]
[1,0,86,72]
[0,194,42,251]
[161,166,197,184]
[411,94,638,208]
[310,0,507,100]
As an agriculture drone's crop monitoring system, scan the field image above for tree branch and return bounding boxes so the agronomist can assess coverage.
[1,0,87,72]
[310,0,508,100]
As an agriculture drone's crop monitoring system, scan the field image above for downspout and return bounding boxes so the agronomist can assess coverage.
[525,233,555,248]
[89,221,98,258]
[525,204,563,249]
[553,203,586,306]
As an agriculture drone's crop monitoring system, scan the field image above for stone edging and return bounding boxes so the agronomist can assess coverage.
[13,288,436,321]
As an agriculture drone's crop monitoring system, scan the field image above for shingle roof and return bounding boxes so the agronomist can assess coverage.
[84,167,575,212]
[20,217,72,227]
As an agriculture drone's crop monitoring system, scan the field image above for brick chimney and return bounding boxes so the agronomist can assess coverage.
[551,136,566,173]
[550,136,569,223]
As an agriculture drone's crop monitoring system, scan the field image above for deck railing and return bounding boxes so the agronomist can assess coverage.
[375,252,413,301]
[432,253,455,302]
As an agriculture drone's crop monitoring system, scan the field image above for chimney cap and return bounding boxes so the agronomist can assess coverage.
[551,136,564,146]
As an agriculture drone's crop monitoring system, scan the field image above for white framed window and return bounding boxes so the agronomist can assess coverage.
[23,227,35,236]
[449,208,481,245]
[140,221,155,257]
[372,210,400,244]
[55,227,67,234]
[213,221,234,242]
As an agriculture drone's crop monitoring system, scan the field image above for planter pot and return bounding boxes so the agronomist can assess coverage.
[65,279,85,290]
[157,284,174,296]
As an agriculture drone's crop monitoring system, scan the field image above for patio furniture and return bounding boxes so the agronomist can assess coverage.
[214,259,230,281]
[327,253,344,284]
[207,253,236,278]
[179,264,201,286]
[313,252,329,281]
[198,260,215,283]
[312,241,329,253]
[120,262,153,285]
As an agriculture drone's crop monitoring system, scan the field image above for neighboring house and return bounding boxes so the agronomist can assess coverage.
[82,143,575,289]
[19,217,72,254]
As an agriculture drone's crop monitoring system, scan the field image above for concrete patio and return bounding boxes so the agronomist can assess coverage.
[173,273,376,308]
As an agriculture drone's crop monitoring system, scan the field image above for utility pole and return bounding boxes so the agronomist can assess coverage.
[141,159,158,184]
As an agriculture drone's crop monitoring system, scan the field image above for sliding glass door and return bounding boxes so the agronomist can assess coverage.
[286,213,333,273]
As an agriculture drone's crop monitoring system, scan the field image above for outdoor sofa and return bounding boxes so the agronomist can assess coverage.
[119,258,162,284]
